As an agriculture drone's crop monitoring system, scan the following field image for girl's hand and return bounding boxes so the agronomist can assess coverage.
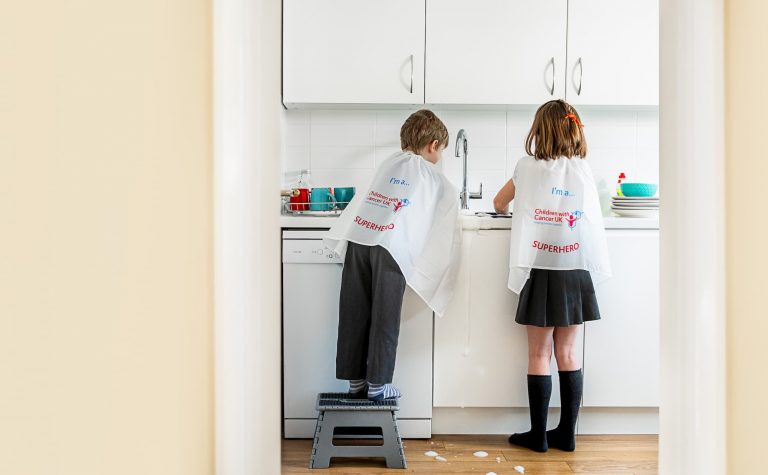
[493,179,516,215]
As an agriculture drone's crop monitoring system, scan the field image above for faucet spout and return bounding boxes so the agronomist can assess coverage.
[455,129,467,158]
[454,129,481,210]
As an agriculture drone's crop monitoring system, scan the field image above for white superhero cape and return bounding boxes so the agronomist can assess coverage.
[324,151,461,316]
[508,156,611,293]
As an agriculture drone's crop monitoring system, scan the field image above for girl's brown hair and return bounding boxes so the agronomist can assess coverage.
[525,100,587,160]
[400,109,450,152]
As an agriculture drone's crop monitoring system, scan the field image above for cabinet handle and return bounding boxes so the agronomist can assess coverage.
[577,57,583,96]
[549,57,555,96]
[410,54,414,94]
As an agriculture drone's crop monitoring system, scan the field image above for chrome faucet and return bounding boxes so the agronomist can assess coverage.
[454,129,482,210]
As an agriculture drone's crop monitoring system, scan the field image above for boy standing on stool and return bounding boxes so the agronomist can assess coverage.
[324,110,461,401]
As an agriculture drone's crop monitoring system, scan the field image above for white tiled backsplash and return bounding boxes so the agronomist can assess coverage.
[282,108,659,213]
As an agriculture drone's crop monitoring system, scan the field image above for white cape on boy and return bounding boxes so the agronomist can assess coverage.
[324,151,461,316]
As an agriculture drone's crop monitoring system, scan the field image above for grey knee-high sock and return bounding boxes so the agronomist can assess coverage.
[508,374,552,452]
[547,369,583,451]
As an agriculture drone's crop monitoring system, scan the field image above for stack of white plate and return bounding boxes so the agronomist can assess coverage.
[611,196,659,218]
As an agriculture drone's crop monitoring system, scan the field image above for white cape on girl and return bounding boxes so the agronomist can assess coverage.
[508,156,612,293]
[324,151,461,316]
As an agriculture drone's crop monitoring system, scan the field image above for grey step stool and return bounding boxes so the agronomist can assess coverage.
[309,392,406,469]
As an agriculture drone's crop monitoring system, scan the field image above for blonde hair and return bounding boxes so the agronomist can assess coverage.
[400,109,449,152]
[525,100,587,160]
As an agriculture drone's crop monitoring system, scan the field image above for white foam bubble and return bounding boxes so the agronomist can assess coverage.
[473,451,489,458]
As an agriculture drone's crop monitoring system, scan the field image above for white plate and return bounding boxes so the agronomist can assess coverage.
[612,200,659,204]
[611,208,659,218]
[612,195,659,200]
[611,204,660,209]
[612,203,659,208]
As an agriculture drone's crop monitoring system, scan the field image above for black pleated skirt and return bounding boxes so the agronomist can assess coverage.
[515,269,601,327]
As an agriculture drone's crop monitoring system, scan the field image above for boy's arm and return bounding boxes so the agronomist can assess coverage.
[493,179,516,214]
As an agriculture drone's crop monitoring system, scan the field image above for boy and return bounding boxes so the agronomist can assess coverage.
[324,110,461,401]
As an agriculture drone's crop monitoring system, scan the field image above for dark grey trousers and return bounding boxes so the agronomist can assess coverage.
[336,242,406,384]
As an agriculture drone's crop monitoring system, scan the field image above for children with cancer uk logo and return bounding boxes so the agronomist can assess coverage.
[533,209,583,230]
[364,190,412,213]
[356,191,413,232]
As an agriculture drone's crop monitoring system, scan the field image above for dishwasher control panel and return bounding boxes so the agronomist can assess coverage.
[282,238,344,264]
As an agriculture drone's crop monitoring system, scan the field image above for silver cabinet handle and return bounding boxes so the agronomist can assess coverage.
[549,57,555,96]
[577,57,583,96]
[410,54,414,94]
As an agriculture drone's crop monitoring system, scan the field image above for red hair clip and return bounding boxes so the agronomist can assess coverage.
[565,113,584,127]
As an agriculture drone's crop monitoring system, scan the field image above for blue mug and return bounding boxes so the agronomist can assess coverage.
[310,188,336,211]
[334,187,356,209]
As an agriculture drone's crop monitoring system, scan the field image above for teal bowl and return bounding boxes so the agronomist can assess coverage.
[621,183,658,197]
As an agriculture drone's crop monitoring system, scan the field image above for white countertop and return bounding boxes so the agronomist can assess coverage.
[280,213,659,230]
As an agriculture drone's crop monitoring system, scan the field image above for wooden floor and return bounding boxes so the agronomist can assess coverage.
[282,435,658,474]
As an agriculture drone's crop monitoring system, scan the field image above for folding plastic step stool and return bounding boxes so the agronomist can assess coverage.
[309,392,406,469]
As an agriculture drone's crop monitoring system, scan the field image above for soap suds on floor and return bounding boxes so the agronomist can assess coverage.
[514,465,525,473]
[473,450,489,458]
[435,455,448,462]
[423,450,438,457]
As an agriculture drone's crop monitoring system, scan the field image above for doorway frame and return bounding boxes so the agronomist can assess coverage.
[212,0,727,473]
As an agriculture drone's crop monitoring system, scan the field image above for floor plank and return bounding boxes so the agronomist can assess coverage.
[281,435,659,474]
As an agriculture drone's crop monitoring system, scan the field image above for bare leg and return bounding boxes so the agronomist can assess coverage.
[553,325,581,371]
[527,325,554,375]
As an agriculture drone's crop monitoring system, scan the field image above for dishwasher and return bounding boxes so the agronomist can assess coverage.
[282,229,433,438]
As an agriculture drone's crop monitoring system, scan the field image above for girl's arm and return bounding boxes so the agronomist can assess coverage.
[493,179,516,215]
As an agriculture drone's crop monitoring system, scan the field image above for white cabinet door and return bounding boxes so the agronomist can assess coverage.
[566,0,659,106]
[584,229,659,406]
[434,230,582,407]
[426,0,567,105]
[283,273,432,420]
[283,0,425,107]
[392,290,434,419]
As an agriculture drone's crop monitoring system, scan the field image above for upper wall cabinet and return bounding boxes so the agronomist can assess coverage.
[425,0,567,105]
[282,0,659,107]
[282,0,425,108]
[566,0,659,106]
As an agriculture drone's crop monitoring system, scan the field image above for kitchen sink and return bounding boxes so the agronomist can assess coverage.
[474,211,512,218]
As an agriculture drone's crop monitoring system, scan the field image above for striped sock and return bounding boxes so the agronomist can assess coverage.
[367,383,401,401]
[348,379,366,395]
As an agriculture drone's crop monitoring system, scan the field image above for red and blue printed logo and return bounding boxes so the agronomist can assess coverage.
[566,210,584,230]
[393,198,411,213]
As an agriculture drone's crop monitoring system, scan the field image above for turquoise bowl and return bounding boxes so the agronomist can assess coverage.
[621,183,658,197]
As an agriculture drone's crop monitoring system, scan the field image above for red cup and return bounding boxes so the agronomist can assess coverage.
[290,188,310,211]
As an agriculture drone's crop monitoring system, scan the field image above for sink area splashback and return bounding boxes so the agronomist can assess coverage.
[281,109,659,214]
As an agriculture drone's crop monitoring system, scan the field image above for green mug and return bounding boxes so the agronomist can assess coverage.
[310,188,336,211]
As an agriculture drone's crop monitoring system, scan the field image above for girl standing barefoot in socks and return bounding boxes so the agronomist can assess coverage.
[493,100,611,452]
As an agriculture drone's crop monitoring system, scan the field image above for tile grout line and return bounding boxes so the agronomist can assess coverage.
[308,110,313,179]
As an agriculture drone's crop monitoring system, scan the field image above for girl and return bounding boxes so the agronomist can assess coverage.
[494,100,611,452]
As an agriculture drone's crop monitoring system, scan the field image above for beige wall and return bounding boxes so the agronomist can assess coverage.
[726,0,768,472]
[0,1,213,474]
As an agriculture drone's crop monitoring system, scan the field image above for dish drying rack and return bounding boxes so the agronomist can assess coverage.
[281,198,350,216]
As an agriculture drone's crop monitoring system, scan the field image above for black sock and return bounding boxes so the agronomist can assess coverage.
[547,369,583,451]
[508,374,551,452]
